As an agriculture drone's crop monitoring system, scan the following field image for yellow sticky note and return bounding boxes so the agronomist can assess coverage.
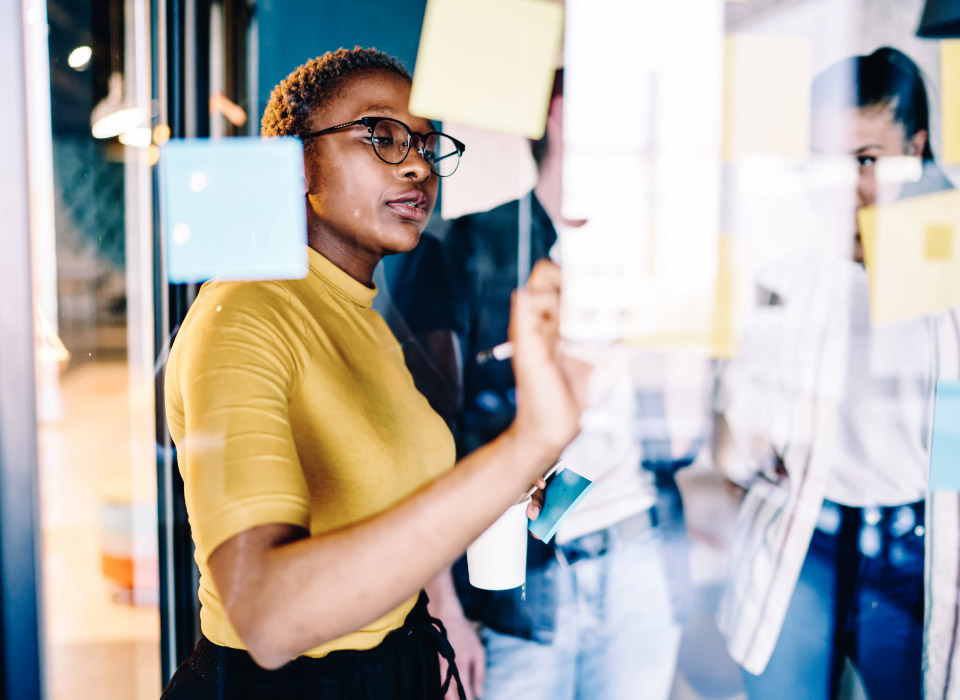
[409,0,564,139]
[859,190,960,325]
[943,40,960,166]
[624,235,740,359]
[723,35,810,162]
[926,223,954,261]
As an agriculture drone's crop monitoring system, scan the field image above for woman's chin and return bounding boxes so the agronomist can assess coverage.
[381,227,424,256]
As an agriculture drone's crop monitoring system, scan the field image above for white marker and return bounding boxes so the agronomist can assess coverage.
[475,341,514,364]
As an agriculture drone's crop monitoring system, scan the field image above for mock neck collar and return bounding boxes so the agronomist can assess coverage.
[306,247,377,308]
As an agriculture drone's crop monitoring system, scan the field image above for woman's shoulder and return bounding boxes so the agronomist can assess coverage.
[181,278,312,343]
[189,278,294,314]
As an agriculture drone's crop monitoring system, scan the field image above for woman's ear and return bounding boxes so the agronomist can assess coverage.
[303,147,319,196]
[907,128,928,157]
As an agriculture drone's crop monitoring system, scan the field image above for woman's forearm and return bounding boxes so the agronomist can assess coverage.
[211,425,555,669]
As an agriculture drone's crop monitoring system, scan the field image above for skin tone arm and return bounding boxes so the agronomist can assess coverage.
[207,261,578,670]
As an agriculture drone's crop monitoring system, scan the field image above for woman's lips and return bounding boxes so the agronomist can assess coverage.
[386,201,428,221]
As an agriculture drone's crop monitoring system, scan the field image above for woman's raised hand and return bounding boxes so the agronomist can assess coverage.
[508,259,581,472]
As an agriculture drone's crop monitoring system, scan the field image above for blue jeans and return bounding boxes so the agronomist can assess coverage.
[742,500,924,700]
[480,527,682,700]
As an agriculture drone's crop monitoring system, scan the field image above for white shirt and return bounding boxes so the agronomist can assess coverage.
[555,374,657,544]
[824,266,932,506]
[554,351,710,543]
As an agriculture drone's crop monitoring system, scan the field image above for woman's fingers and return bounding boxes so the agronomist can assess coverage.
[526,258,562,294]
[526,476,547,520]
[508,260,581,474]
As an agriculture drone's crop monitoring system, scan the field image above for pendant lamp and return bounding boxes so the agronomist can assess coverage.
[917,0,960,38]
[89,0,146,139]
[91,72,146,139]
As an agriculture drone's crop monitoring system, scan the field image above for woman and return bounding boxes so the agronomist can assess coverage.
[160,47,578,699]
[714,47,955,699]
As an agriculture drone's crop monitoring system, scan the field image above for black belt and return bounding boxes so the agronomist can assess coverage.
[558,507,659,565]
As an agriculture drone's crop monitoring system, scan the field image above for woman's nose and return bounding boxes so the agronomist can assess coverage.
[397,142,431,181]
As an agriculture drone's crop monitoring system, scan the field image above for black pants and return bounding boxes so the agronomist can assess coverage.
[160,593,466,700]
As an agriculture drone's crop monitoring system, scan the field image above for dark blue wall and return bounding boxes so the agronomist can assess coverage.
[257,0,428,125]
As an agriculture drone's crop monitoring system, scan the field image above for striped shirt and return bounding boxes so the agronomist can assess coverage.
[714,252,960,698]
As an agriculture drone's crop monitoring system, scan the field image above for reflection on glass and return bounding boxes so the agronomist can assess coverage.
[716,42,959,700]
[30,0,161,697]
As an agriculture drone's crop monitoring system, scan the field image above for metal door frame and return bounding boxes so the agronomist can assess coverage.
[0,1,44,698]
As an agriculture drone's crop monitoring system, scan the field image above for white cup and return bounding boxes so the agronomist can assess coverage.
[466,498,530,590]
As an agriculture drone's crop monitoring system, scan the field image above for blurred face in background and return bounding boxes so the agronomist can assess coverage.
[811,103,928,264]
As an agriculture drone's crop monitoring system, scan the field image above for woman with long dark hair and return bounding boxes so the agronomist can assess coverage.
[715,47,956,700]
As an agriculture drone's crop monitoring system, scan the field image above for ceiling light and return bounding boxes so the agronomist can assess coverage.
[153,123,171,145]
[118,127,152,148]
[68,45,92,70]
[91,72,146,139]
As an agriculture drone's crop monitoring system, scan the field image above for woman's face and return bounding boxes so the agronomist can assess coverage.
[811,104,927,263]
[302,71,440,273]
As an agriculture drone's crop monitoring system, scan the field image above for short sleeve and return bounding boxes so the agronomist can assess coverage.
[167,282,311,561]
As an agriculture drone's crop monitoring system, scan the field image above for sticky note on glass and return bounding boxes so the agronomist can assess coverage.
[943,40,960,166]
[623,234,739,358]
[930,380,960,491]
[161,137,308,283]
[410,0,564,139]
[722,35,810,162]
[858,190,960,325]
[528,467,594,543]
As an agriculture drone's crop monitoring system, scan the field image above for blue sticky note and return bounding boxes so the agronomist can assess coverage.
[528,467,595,543]
[930,380,960,491]
[161,137,308,283]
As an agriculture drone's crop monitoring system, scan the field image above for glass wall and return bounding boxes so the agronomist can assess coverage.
[4,0,960,697]
[24,0,160,697]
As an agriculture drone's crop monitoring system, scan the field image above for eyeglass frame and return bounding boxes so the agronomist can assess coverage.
[301,116,466,177]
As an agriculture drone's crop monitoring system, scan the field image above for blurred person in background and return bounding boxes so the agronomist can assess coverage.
[386,70,710,700]
[714,47,956,700]
[160,48,579,700]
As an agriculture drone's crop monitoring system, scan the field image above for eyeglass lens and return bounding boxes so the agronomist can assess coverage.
[371,120,461,177]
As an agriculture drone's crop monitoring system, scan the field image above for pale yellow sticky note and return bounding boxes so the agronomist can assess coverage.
[409,0,564,139]
[723,35,810,162]
[943,40,960,166]
[859,190,960,325]
[623,235,740,359]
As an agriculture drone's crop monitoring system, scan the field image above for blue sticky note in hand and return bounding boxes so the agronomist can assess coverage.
[930,380,960,491]
[528,467,595,543]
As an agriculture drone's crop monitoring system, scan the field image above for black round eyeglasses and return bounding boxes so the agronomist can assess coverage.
[301,116,466,177]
